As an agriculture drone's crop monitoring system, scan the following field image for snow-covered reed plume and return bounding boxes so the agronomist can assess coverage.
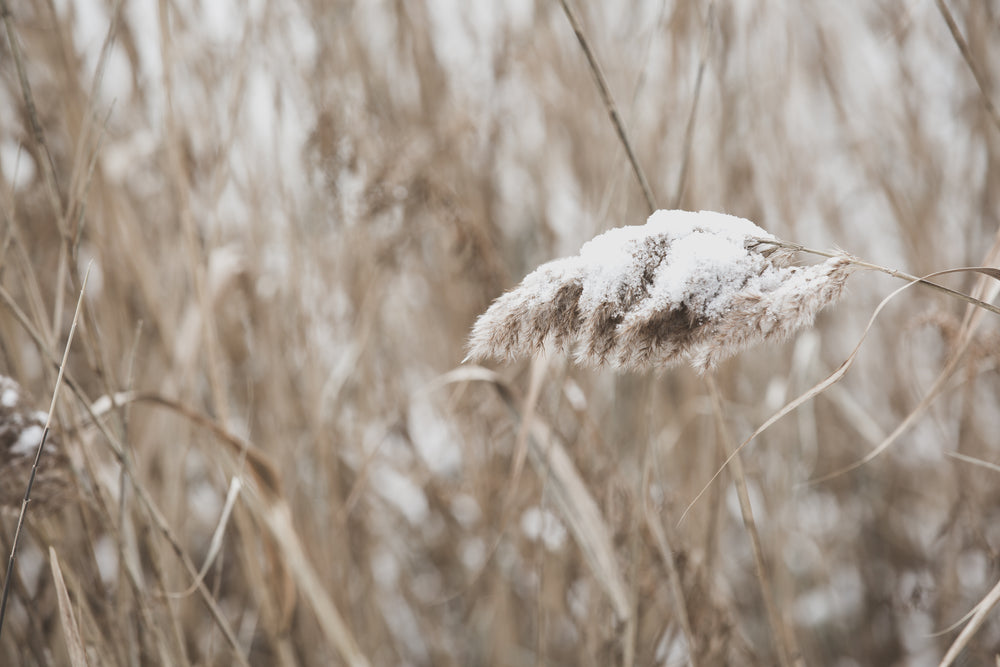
[0,376,71,511]
[467,210,854,372]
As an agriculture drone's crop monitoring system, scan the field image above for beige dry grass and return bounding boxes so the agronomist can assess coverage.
[0,1,999,666]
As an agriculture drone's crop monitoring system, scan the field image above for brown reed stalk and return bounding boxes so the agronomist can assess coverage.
[934,0,1000,134]
[0,264,89,639]
[558,0,657,212]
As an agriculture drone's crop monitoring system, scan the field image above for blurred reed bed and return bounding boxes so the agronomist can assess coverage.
[0,1,998,665]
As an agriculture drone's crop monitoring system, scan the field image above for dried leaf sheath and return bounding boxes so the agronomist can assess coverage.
[467,210,854,372]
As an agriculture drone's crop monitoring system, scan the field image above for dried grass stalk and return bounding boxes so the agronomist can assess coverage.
[0,375,72,512]
[468,210,854,372]
[49,547,90,667]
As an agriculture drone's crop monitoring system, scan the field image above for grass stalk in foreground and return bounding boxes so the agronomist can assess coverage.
[0,263,90,639]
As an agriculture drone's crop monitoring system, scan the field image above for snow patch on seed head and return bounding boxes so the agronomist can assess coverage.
[467,209,853,372]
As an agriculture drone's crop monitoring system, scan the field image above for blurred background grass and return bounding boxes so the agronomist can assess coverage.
[1,0,999,665]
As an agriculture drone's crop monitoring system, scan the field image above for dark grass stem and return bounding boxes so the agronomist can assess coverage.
[558,0,658,212]
[0,263,91,640]
[672,2,715,209]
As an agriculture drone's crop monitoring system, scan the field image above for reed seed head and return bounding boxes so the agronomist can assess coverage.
[467,210,854,372]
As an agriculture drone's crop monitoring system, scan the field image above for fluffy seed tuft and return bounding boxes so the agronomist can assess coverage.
[467,210,854,373]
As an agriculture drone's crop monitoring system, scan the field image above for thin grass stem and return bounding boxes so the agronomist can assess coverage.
[934,0,1000,135]
[558,0,658,212]
[705,373,798,667]
[0,263,90,639]
[752,238,1000,317]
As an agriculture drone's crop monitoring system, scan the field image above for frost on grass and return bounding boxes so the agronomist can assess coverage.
[467,210,854,373]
